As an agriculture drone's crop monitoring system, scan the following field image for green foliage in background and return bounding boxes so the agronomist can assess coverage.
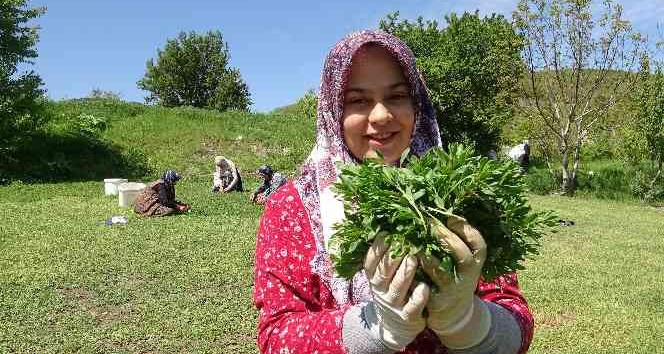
[1,98,315,183]
[330,144,557,283]
[621,56,664,201]
[1,98,151,182]
[272,89,318,120]
[0,0,47,149]
[380,11,524,155]
[137,31,251,112]
[513,0,645,195]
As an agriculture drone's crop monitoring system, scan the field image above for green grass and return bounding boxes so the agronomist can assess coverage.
[524,195,664,353]
[1,99,662,353]
[1,180,262,352]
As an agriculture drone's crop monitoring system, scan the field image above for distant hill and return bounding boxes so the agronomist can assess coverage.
[4,98,315,182]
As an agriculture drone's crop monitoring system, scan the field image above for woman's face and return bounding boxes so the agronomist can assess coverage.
[342,45,415,165]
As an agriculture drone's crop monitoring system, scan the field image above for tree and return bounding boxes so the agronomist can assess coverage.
[137,31,251,112]
[380,11,524,155]
[89,88,122,100]
[623,53,664,201]
[0,0,46,147]
[513,0,645,195]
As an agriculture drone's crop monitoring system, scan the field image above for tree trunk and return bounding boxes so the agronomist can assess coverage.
[647,159,663,200]
[570,141,582,194]
[560,149,576,196]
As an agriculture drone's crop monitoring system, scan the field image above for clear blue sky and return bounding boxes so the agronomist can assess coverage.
[30,0,664,112]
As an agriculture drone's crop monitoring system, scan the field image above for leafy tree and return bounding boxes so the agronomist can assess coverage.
[272,89,318,119]
[380,11,524,155]
[89,88,122,100]
[0,0,46,147]
[137,31,251,112]
[513,0,645,195]
[623,54,664,201]
[294,89,318,120]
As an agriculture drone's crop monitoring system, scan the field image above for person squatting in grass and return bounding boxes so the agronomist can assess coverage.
[252,31,533,353]
[251,164,287,204]
[212,155,244,193]
[133,169,191,217]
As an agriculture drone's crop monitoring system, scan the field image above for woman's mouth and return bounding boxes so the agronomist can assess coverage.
[367,131,398,147]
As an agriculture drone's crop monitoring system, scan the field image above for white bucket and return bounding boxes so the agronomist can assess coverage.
[118,182,146,207]
[104,178,128,196]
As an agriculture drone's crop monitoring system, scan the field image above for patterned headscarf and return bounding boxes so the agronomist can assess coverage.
[162,169,181,186]
[293,30,442,305]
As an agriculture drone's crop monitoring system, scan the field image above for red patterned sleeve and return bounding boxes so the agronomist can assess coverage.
[477,273,534,354]
[253,183,349,354]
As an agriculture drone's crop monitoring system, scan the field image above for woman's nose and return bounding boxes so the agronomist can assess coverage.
[368,102,393,124]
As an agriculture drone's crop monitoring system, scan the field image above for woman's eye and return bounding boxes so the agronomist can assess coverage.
[389,94,409,101]
[347,97,366,105]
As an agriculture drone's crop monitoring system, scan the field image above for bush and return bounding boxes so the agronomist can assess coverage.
[274,90,318,119]
[137,31,251,112]
[0,1,47,147]
[1,99,152,182]
[89,88,122,100]
[69,113,108,138]
[522,161,651,201]
[629,166,664,202]
[50,98,146,123]
[524,167,560,195]
[293,90,318,119]
[576,166,632,200]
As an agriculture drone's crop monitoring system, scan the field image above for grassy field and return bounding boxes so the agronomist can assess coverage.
[1,100,663,353]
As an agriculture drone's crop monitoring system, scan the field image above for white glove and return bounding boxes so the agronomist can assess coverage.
[421,216,491,349]
[363,234,430,351]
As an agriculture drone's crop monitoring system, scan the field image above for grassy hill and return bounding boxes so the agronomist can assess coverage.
[1,99,662,353]
[2,98,315,183]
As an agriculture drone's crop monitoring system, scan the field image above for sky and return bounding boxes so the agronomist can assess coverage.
[27,0,664,112]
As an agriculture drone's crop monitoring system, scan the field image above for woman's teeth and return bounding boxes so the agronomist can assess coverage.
[370,132,393,139]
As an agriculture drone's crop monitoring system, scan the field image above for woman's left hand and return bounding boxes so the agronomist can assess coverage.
[420,216,491,349]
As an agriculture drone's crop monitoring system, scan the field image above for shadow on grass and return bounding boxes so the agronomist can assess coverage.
[1,132,151,183]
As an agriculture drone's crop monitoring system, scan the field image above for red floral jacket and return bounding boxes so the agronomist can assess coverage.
[253,182,534,353]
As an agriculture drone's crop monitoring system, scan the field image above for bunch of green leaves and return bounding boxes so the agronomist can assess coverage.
[329,144,557,282]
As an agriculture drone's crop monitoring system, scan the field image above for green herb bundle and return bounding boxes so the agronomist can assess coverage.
[329,144,557,282]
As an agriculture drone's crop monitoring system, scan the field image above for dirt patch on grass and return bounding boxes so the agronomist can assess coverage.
[537,311,577,327]
[59,286,94,300]
[58,284,135,326]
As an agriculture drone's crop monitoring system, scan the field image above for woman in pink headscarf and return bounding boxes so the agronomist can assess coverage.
[253,31,534,354]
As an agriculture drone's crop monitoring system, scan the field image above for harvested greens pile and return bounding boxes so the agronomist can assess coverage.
[329,144,557,282]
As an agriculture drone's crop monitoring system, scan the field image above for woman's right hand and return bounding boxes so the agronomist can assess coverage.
[362,233,430,351]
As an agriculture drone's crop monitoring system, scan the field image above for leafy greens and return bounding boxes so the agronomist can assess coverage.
[329,144,557,282]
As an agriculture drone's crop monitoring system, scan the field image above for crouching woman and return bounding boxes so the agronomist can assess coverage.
[133,170,190,217]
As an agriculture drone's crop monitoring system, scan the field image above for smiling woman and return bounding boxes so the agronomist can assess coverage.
[252,30,532,354]
[342,44,416,164]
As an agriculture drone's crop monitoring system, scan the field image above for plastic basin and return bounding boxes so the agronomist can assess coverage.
[104,178,128,196]
[118,182,146,207]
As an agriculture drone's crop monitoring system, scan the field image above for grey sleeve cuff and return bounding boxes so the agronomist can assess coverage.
[448,302,522,354]
[342,303,396,354]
